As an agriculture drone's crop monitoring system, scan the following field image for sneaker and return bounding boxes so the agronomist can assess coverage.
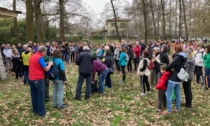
[146,91,151,94]
[74,97,81,100]
[156,109,161,112]
[57,104,67,110]
[141,93,146,96]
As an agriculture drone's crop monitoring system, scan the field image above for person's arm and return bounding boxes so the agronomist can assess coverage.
[166,57,178,71]
[76,54,81,65]
[140,59,147,71]
[59,61,67,82]
[39,57,53,71]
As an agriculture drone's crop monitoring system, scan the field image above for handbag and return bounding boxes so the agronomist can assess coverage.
[177,68,189,82]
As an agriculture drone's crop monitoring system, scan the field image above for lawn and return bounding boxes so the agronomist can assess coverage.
[0,63,210,125]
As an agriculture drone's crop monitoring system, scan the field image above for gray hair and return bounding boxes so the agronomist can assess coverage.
[83,45,90,51]
[38,46,46,53]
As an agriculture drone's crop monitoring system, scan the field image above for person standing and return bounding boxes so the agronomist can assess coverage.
[29,46,53,117]
[3,44,12,71]
[51,49,67,109]
[203,45,210,90]
[127,43,134,72]
[75,45,94,100]
[44,54,50,102]
[114,44,121,71]
[133,41,141,71]
[104,50,114,88]
[118,47,128,83]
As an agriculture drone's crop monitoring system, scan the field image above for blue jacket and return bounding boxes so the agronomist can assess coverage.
[118,52,127,66]
[51,58,65,80]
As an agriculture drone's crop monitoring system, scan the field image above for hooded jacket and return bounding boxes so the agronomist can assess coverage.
[194,49,204,66]
[166,52,188,82]
[156,71,171,90]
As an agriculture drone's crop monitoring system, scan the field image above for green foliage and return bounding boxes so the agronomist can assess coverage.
[92,35,104,40]
[66,36,83,42]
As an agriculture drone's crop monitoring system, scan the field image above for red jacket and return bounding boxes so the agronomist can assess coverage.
[29,52,45,80]
[156,71,171,90]
[133,45,141,58]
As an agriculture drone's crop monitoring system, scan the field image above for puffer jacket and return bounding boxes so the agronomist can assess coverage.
[194,49,204,66]
[137,58,150,76]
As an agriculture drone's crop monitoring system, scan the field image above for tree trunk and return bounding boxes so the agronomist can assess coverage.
[169,0,172,40]
[13,0,18,40]
[157,0,161,38]
[26,0,33,42]
[142,0,148,45]
[110,0,121,42]
[149,0,157,40]
[161,0,166,40]
[179,0,182,41]
[34,0,44,43]
[175,0,178,39]
[59,0,65,41]
[182,0,189,41]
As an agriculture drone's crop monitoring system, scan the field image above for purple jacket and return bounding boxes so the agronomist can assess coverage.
[92,60,107,81]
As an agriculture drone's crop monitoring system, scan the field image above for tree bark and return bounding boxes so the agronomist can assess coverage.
[110,0,121,42]
[169,0,172,40]
[179,0,182,40]
[59,0,65,41]
[34,0,44,43]
[161,0,166,40]
[13,0,18,40]
[142,0,148,45]
[182,0,189,41]
[149,0,157,40]
[26,0,33,42]
[175,0,178,39]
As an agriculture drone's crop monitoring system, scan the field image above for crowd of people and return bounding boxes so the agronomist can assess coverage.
[1,39,210,116]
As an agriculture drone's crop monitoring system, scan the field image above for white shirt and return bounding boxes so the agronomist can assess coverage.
[3,48,12,58]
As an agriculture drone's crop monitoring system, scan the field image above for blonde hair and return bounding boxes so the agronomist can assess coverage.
[184,49,192,58]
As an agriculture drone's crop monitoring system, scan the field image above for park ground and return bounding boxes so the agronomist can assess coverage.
[1,62,210,126]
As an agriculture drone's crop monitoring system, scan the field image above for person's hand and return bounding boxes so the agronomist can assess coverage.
[48,61,53,66]
[92,81,94,84]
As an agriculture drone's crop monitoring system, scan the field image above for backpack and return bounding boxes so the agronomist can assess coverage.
[177,64,188,82]
[46,59,60,80]
[147,60,155,70]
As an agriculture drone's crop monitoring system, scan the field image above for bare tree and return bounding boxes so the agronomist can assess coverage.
[142,0,148,44]
[182,0,189,41]
[161,0,166,40]
[179,0,182,40]
[149,0,157,40]
[59,0,65,41]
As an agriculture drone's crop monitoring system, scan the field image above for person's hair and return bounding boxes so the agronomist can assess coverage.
[52,49,62,58]
[206,45,210,53]
[38,46,46,53]
[121,47,127,52]
[160,64,167,71]
[83,45,89,51]
[106,50,112,56]
[184,49,192,58]
[143,50,150,58]
[196,44,202,48]
[162,45,168,53]
[174,44,183,53]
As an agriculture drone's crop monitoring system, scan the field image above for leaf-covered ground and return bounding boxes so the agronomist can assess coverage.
[1,63,210,126]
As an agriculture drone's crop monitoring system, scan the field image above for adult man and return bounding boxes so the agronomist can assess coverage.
[3,44,12,71]
[133,41,141,71]
[75,45,94,100]
[29,46,53,117]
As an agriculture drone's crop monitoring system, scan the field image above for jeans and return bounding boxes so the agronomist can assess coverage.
[105,72,112,88]
[75,73,91,98]
[166,81,181,112]
[115,59,120,71]
[121,66,126,81]
[204,68,210,88]
[134,57,140,71]
[23,71,29,85]
[65,53,70,63]
[29,79,46,116]
[183,80,192,107]
[52,80,64,108]
[99,68,108,94]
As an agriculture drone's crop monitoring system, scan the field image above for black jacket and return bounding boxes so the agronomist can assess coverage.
[76,50,94,74]
[160,52,169,65]
[167,54,187,82]
[104,56,114,68]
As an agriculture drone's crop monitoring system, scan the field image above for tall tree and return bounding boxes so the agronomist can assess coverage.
[142,0,148,44]
[34,0,44,43]
[161,0,166,40]
[149,0,157,40]
[179,0,182,40]
[168,0,172,40]
[59,0,65,41]
[110,0,121,42]
[182,0,189,41]
[13,0,18,40]
[26,0,33,42]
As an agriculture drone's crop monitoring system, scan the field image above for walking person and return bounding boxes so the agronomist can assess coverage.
[29,46,54,117]
[75,45,94,100]
[137,50,151,96]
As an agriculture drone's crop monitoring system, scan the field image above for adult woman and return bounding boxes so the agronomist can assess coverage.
[150,47,160,86]
[164,44,188,114]
[118,47,127,83]
[137,50,151,96]
[203,45,210,90]
[104,50,114,88]
[183,49,195,108]
[114,44,121,71]
[52,49,67,110]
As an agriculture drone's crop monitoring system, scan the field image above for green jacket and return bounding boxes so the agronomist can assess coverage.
[203,53,210,68]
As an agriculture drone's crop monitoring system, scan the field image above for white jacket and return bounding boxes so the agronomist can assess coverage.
[3,48,12,58]
[137,58,151,76]
[194,49,204,66]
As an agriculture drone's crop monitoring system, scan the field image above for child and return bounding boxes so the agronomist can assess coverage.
[12,49,22,79]
[155,65,171,112]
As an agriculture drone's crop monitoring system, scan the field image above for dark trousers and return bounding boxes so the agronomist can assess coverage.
[134,57,140,71]
[183,80,192,107]
[158,89,166,110]
[105,72,112,88]
[23,70,29,85]
[140,75,150,93]
[15,65,22,79]
[115,59,120,71]
[70,52,75,62]
[44,76,50,101]
[29,79,46,117]
[195,66,203,84]
[75,73,91,98]
[121,66,126,81]
[127,58,132,72]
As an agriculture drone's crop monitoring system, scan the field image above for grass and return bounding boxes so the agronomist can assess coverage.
[0,63,210,125]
